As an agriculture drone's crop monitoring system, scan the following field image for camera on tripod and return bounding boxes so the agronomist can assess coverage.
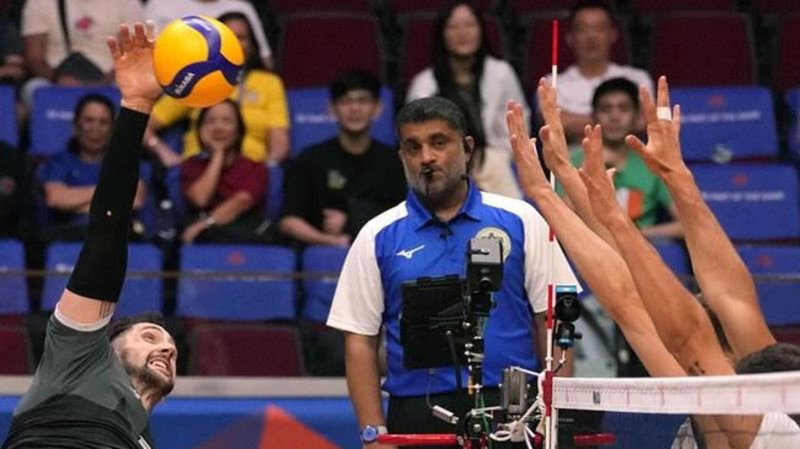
[554,285,582,349]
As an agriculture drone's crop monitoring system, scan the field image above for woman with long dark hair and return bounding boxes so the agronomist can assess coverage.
[406,1,528,198]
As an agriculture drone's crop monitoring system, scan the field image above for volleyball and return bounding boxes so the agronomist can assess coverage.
[153,15,244,108]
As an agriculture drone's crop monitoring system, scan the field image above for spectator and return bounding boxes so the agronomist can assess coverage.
[145,11,288,168]
[144,0,273,69]
[279,70,406,248]
[37,93,149,242]
[180,99,271,244]
[544,0,653,143]
[406,0,527,199]
[0,141,35,239]
[565,78,681,239]
[20,0,143,101]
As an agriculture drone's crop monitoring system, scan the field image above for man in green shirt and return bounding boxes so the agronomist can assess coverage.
[569,77,682,238]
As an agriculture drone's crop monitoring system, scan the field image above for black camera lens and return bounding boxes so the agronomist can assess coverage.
[555,294,581,323]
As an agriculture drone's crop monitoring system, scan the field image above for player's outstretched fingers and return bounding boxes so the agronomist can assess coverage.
[107,36,121,61]
[640,84,657,125]
[118,23,133,54]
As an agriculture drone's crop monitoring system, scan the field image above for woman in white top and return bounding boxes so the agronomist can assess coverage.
[406,1,528,198]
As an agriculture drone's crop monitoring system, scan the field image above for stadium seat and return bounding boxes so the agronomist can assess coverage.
[0,239,29,321]
[630,0,735,14]
[753,0,800,15]
[301,245,349,323]
[41,243,163,316]
[269,0,372,15]
[399,13,504,88]
[389,0,495,16]
[176,244,296,321]
[522,14,630,93]
[650,13,755,87]
[509,0,592,14]
[737,245,800,326]
[670,87,778,162]
[775,14,800,93]
[287,86,396,156]
[0,85,18,147]
[651,240,691,282]
[188,322,305,376]
[691,164,800,241]
[0,325,32,374]
[29,86,121,157]
[279,13,383,88]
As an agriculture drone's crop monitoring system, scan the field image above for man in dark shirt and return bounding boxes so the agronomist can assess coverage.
[279,70,407,247]
[2,22,177,449]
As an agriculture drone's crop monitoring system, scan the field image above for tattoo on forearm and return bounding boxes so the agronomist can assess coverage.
[688,361,706,376]
[99,301,114,318]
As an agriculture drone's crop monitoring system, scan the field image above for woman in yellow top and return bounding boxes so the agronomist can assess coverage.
[144,12,289,167]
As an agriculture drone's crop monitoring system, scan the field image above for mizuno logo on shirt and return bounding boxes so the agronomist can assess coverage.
[396,245,425,259]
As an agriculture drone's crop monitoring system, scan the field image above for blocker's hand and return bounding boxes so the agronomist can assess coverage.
[108,21,162,113]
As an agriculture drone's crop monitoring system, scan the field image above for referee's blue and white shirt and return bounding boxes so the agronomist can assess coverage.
[327,181,579,397]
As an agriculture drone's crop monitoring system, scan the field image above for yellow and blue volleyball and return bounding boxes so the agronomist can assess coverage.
[153,15,244,108]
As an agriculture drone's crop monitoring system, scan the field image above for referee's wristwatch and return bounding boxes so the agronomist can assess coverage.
[359,425,387,444]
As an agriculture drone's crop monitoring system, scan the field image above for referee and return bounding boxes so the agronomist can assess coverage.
[2,22,177,449]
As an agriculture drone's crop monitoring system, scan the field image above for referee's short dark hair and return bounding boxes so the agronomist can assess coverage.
[396,96,469,138]
[107,313,168,342]
[329,69,381,102]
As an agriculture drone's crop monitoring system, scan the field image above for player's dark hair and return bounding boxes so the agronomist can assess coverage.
[735,342,800,374]
[107,313,168,342]
[196,99,246,155]
[568,0,614,29]
[591,77,640,113]
[329,69,380,102]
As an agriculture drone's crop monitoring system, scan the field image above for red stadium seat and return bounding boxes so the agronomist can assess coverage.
[0,325,32,375]
[630,0,735,15]
[268,0,373,15]
[522,13,630,93]
[189,323,305,376]
[771,326,800,346]
[279,13,383,88]
[775,14,800,92]
[650,13,755,86]
[399,13,504,88]
[510,0,608,15]
[388,0,495,16]
[753,0,800,15]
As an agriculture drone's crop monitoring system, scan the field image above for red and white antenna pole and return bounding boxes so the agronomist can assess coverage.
[544,18,559,449]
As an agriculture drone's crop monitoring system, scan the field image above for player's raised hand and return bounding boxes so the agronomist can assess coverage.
[507,99,548,198]
[625,76,687,179]
[536,78,572,175]
[578,124,624,226]
[108,22,161,112]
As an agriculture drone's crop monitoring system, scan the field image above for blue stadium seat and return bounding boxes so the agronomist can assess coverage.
[41,243,163,316]
[177,244,296,321]
[671,87,778,163]
[737,245,800,326]
[691,164,800,241]
[287,86,395,157]
[651,240,691,281]
[300,245,348,323]
[0,85,18,147]
[29,86,121,157]
[0,239,29,317]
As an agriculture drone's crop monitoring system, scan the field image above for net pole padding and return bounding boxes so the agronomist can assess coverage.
[552,371,800,415]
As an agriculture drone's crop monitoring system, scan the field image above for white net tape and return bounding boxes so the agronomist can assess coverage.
[552,371,800,415]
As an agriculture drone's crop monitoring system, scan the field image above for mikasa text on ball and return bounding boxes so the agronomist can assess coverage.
[153,16,244,108]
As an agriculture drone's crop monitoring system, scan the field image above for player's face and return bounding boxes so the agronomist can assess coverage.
[115,323,177,397]
[223,17,253,59]
[74,102,113,156]
[199,102,241,153]
[594,91,637,146]
[568,8,617,65]
[444,5,482,58]
[330,89,382,136]
[398,119,471,203]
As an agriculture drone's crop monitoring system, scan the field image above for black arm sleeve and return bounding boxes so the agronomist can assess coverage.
[66,107,148,302]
